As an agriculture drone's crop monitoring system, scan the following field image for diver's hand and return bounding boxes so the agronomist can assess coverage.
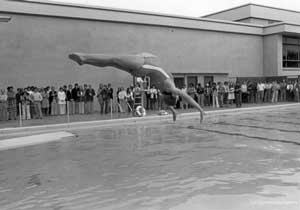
[200,111,205,123]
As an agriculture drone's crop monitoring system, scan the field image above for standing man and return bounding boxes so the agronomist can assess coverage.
[72,83,79,114]
[97,83,104,114]
[196,83,205,108]
[66,84,74,115]
[107,83,114,113]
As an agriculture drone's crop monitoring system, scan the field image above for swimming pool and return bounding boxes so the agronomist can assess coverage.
[0,104,300,210]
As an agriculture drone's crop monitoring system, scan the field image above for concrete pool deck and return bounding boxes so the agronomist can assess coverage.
[0,102,299,137]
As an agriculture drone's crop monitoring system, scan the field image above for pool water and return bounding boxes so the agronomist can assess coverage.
[0,105,300,210]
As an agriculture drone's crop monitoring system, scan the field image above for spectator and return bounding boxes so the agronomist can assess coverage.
[58,87,66,115]
[196,83,205,108]
[72,83,79,114]
[218,82,225,108]
[180,84,188,109]
[248,81,256,103]
[257,81,265,103]
[16,88,22,116]
[41,88,50,116]
[85,84,95,114]
[20,89,31,120]
[101,85,109,114]
[7,86,16,120]
[241,81,248,103]
[187,83,196,108]
[212,82,219,108]
[107,83,114,113]
[145,85,151,110]
[228,83,235,105]
[0,89,8,121]
[83,84,88,114]
[271,81,279,103]
[49,86,58,116]
[149,85,158,110]
[235,81,242,108]
[264,81,272,103]
[66,84,74,115]
[97,83,105,114]
[32,87,43,119]
[78,85,85,114]
[204,83,211,106]
[223,82,229,106]
[118,87,127,113]
[294,81,299,102]
[287,81,294,101]
[280,80,287,102]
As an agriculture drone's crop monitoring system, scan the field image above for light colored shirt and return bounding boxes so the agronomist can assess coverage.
[57,91,66,104]
[32,92,43,101]
[257,83,265,91]
[241,84,247,93]
[0,94,7,101]
[118,90,127,100]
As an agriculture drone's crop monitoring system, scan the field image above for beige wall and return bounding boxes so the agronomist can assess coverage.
[0,13,264,89]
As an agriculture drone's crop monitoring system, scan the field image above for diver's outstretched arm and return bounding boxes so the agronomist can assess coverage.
[171,87,205,123]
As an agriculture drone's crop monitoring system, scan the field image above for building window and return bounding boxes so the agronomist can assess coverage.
[283,36,300,68]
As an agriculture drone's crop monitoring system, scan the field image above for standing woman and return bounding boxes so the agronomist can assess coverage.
[58,87,66,115]
[50,87,58,116]
[0,89,8,121]
[7,87,17,120]
[212,83,219,108]
[78,85,85,114]
[41,88,50,116]
[228,83,235,105]
[118,87,127,113]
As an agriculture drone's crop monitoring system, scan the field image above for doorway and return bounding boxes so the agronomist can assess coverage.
[204,76,214,86]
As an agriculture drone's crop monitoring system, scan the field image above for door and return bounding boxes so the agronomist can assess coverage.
[204,76,214,86]
[174,77,185,88]
[187,76,198,87]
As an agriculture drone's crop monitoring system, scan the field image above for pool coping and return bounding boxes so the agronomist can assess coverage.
[0,103,299,137]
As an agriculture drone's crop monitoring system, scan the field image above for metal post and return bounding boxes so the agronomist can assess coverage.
[19,103,22,127]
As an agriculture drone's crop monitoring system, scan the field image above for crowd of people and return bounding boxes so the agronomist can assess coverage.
[178,79,300,109]
[0,79,299,121]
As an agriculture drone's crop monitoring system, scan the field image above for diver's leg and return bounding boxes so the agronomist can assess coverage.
[69,53,114,67]
[169,106,177,122]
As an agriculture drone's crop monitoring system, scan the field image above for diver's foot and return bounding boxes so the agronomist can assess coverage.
[69,53,84,65]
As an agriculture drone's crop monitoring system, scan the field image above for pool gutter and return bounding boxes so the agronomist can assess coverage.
[0,103,299,137]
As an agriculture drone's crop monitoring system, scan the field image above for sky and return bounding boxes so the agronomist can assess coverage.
[48,0,300,17]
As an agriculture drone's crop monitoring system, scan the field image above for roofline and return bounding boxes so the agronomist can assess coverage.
[12,0,234,22]
[201,3,251,18]
[3,0,265,28]
[202,3,300,18]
